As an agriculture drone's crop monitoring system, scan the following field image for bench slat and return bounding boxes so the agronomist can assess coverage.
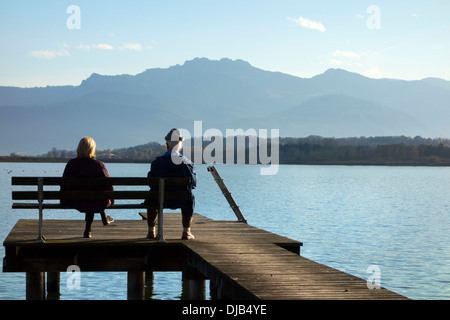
[12,203,158,210]
[12,190,191,201]
[11,177,190,186]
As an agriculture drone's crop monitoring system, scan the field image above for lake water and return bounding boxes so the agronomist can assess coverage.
[1,162,450,300]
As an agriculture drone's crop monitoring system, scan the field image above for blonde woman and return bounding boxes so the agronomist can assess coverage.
[61,136,114,238]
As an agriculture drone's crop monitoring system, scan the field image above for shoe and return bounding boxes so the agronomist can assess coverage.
[103,216,114,226]
[83,231,92,238]
[182,231,195,240]
[146,231,156,239]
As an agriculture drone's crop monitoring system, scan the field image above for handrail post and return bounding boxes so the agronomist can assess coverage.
[36,177,45,242]
[156,178,166,243]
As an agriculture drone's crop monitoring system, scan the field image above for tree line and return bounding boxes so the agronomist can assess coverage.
[3,135,450,166]
[278,138,450,165]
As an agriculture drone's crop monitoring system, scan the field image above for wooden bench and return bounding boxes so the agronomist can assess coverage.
[11,177,192,243]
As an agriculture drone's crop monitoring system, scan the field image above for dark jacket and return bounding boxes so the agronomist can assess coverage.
[144,151,196,209]
[61,158,114,213]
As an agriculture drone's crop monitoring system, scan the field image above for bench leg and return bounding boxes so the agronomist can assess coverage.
[156,212,165,243]
[157,178,166,243]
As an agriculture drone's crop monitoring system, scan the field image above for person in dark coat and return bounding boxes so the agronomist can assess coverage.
[61,136,114,238]
[145,129,196,240]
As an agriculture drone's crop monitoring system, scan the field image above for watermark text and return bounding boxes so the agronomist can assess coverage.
[171,121,279,176]
[66,5,81,30]
[367,265,381,289]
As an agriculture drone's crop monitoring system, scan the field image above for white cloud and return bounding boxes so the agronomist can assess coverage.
[333,50,361,60]
[329,50,362,67]
[119,43,143,51]
[77,42,146,51]
[91,43,114,50]
[29,48,70,60]
[287,16,326,32]
[30,41,147,59]
[330,59,343,67]
[76,43,92,51]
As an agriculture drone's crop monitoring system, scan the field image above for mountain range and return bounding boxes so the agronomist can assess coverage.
[1,57,450,155]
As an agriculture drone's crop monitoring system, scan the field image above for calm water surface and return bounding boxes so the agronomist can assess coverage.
[1,162,450,300]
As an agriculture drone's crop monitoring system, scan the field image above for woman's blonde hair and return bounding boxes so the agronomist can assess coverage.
[77,136,96,159]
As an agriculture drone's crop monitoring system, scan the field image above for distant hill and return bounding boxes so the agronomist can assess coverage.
[1,57,450,155]
[264,93,426,137]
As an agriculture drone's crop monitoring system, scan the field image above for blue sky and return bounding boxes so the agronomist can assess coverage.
[1,0,449,87]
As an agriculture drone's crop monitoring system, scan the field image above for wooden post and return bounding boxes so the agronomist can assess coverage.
[188,279,206,300]
[210,277,224,300]
[47,272,60,300]
[26,272,45,300]
[144,271,154,300]
[127,271,145,300]
[182,267,206,300]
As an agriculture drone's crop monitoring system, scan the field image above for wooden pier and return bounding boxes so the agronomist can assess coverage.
[2,213,408,300]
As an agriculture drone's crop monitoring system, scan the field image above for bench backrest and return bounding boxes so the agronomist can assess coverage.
[12,177,191,203]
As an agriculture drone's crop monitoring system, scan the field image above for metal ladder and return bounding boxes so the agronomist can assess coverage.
[207,166,247,224]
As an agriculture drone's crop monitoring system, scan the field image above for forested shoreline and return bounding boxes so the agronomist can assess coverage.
[2,136,450,166]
